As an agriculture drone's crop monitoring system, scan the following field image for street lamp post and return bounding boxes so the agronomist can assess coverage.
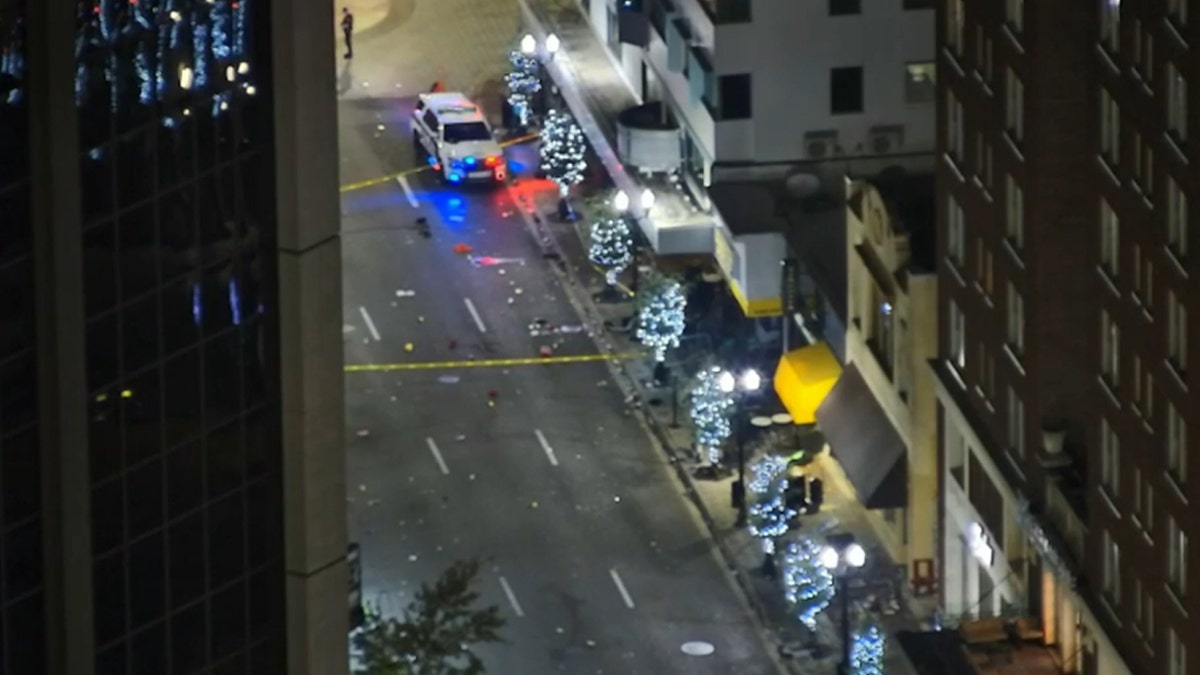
[820,542,867,675]
[614,189,654,294]
[520,33,561,116]
[718,368,762,526]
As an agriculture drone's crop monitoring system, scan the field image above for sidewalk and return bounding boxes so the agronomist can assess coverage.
[512,2,930,672]
[515,0,710,252]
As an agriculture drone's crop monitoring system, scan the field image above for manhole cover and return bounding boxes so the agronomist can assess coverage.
[681,641,715,657]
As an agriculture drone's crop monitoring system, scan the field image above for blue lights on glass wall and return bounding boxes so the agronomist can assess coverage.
[1,0,253,122]
[0,11,24,105]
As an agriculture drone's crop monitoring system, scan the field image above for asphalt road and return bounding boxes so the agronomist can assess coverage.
[337,36,778,675]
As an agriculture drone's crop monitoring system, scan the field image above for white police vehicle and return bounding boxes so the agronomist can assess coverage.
[411,92,508,184]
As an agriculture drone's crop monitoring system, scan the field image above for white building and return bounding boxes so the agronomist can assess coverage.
[582,0,935,190]
[577,0,935,316]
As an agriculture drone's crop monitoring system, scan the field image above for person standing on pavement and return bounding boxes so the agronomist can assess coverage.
[341,8,354,59]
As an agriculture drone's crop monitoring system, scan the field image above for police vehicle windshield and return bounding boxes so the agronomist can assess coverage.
[443,122,492,143]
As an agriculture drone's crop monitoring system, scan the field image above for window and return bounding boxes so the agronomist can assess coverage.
[1167,63,1187,143]
[829,0,860,16]
[978,241,994,296]
[1167,0,1188,26]
[1132,468,1154,531]
[946,91,964,158]
[1005,176,1024,249]
[1133,577,1145,631]
[1132,356,1155,418]
[980,343,996,399]
[947,195,965,265]
[1101,309,1120,387]
[1101,529,1121,605]
[905,62,936,104]
[1131,18,1154,79]
[1100,418,1120,497]
[1101,0,1121,51]
[1006,283,1024,354]
[1005,0,1024,32]
[442,122,492,143]
[1133,133,1154,196]
[947,0,964,52]
[1101,199,1119,277]
[718,74,752,120]
[830,67,864,114]
[1133,244,1154,304]
[1007,388,1024,457]
[1100,88,1120,164]
[872,293,895,376]
[975,134,994,189]
[976,27,994,83]
[1167,177,1188,259]
[949,300,966,370]
[1167,516,1188,598]
[1168,628,1187,675]
[1166,402,1187,486]
[1005,69,1024,141]
[1167,290,1187,375]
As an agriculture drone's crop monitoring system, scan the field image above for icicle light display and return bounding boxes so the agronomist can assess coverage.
[588,216,632,286]
[850,625,885,675]
[689,366,734,464]
[781,538,835,630]
[636,272,686,363]
[539,108,588,197]
[504,50,540,128]
[1,0,255,128]
[746,455,794,555]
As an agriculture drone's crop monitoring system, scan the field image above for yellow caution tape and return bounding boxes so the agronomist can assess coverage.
[344,351,644,372]
[339,132,541,194]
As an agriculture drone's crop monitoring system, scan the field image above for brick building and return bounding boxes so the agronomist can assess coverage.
[933,1,1197,674]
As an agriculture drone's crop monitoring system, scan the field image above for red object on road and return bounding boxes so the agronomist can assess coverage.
[539,346,553,358]
[487,389,498,398]
[453,243,472,255]
[448,339,457,350]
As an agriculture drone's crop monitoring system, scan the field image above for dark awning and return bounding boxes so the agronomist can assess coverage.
[815,364,907,510]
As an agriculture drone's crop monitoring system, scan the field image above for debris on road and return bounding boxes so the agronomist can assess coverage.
[453,243,472,254]
[404,342,414,352]
[395,289,416,297]
[356,429,370,438]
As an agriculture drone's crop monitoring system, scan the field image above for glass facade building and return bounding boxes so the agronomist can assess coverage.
[0,1,347,673]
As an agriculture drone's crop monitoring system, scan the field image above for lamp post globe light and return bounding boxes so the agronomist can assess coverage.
[520,33,537,55]
[545,33,561,56]
[613,189,631,213]
[821,543,867,675]
[640,187,656,211]
[721,368,761,526]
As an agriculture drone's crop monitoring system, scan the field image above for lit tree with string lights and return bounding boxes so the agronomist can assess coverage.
[504,50,541,129]
[781,538,835,631]
[747,454,795,572]
[689,365,734,465]
[588,216,632,288]
[539,108,588,220]
[849,625,886,675]
[636,271,686,363]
